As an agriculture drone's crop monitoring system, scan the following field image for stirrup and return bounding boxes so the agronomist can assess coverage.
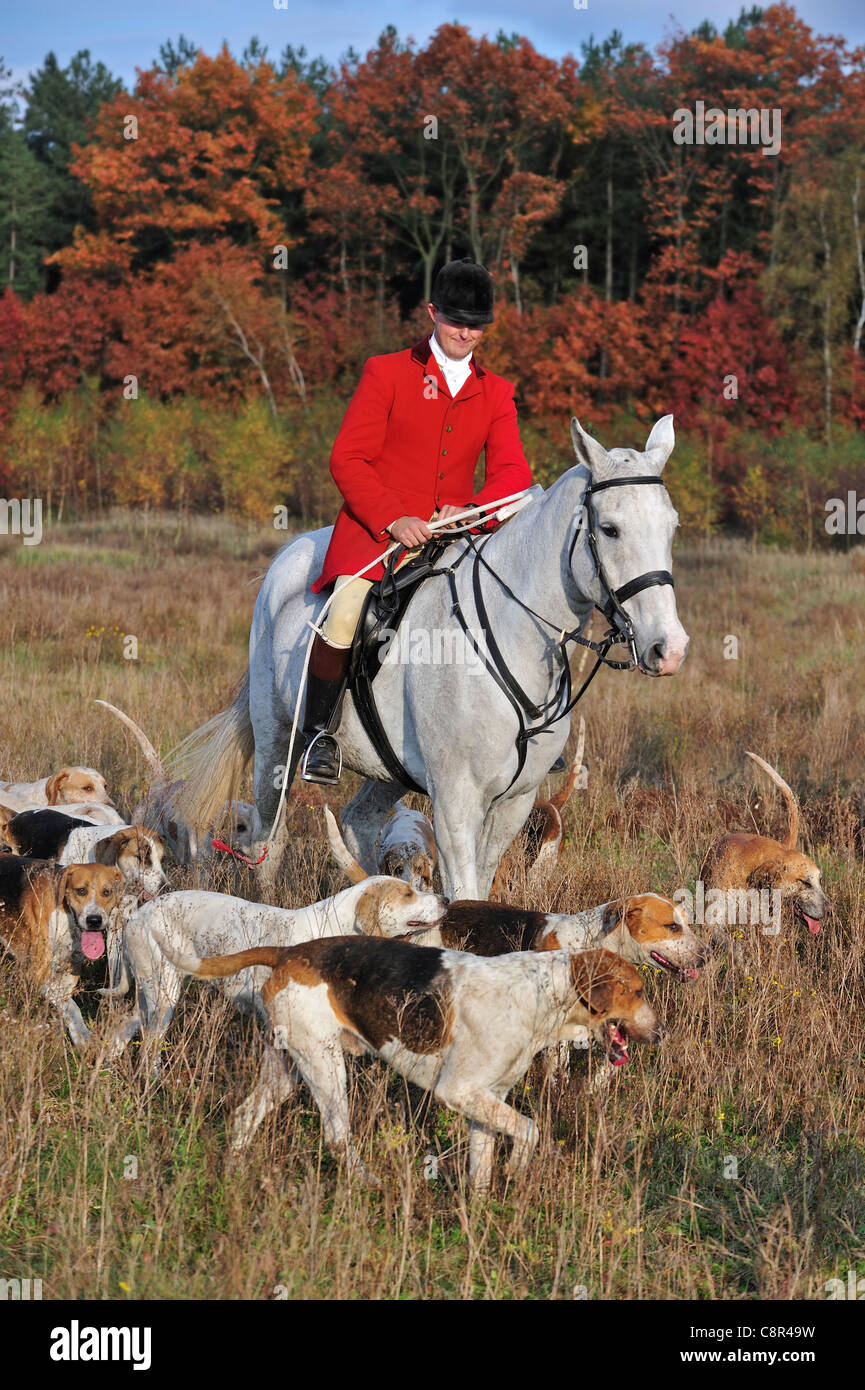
[300,730,343,785]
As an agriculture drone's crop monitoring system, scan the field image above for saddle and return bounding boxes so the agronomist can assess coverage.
[344,539,453,793]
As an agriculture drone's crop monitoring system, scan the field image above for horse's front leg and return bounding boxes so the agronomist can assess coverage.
[476,789,539,901]
[429,786,485,901]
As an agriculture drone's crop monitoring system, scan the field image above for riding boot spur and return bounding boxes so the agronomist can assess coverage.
[299,633,350,784]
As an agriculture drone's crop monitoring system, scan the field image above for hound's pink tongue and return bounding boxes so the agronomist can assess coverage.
[804,915,821,935]
[609,1025,629,1067]
[81,931,105,960]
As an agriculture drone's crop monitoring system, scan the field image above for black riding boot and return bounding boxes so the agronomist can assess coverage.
[300,634,350,784]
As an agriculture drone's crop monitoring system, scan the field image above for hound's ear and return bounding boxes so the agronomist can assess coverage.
[746,857,786,891]
[570,418,612,479]
[623,900,646,936]
[644,415,675,472]
[599,901,624,937]
[354,884,387,937]
[57,866,73,904]
[569,954,615,1016]
[92,830,131,865]
[45,770,68,804]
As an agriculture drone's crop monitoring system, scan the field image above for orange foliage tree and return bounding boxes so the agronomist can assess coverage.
[51,46,317,278]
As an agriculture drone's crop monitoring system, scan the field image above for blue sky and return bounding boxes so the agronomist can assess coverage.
[4,0,864,93]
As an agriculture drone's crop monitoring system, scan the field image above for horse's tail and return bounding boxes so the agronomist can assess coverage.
[168,670,254,832]
[745,751,799,850]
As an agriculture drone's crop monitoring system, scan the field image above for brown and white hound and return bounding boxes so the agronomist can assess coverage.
[326,809,706,979]
[154,933,662,1187]
[415,892,707,978]
[0,808,167,898]
[701,752,830,936]
[0,855,125,1046]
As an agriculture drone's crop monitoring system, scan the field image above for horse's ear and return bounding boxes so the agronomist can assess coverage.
[644,415,675,472]
[570,418,611,478]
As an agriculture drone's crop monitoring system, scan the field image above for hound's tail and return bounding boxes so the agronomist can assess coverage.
[548,716,587,812]
[153,928,291,980]
[167,670,255,832]
[745,751,799,849]
[95,699,165,781]
[324,806,368,884]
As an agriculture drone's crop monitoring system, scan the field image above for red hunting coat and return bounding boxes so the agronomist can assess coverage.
[312,337,532,592]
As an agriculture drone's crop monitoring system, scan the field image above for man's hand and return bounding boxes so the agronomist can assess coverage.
[388,515,433,548]
[435,503,467,530]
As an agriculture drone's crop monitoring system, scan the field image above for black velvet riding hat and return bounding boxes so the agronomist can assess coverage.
[430,257,494,326]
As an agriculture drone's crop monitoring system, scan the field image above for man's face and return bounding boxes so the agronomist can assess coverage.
[427,305,485,360]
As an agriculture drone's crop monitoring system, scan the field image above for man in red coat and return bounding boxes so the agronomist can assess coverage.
[300,257,532,784]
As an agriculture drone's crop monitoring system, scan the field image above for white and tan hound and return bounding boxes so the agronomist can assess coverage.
[155,934,662,1187]
[0,766,114,811]
[103,878,445,1057]
[0,855,125,1046]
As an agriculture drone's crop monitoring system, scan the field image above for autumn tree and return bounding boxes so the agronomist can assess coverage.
[52,46,317,278]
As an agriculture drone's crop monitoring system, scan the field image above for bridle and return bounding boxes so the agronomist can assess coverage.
[569,474,676,666]
[439,472,676,800]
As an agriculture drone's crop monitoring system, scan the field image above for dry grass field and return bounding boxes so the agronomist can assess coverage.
[0,511,863,1300]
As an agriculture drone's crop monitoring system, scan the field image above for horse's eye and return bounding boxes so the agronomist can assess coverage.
[601,525,619,539]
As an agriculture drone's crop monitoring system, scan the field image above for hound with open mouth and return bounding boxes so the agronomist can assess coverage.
[0,855,125,1047]
[701,752,830,938]
[154,933,663,1187]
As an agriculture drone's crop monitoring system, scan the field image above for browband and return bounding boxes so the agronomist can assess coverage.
[587,475,666,494]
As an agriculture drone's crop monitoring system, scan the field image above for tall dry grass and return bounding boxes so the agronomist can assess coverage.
[0,515,863,1299]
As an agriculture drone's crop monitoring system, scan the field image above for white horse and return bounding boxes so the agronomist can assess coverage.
[173,417,689,900]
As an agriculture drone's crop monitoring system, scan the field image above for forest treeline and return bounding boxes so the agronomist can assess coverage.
[0,6,864,543]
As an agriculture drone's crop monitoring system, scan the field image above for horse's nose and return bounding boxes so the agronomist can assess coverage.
[642,633,689,675]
